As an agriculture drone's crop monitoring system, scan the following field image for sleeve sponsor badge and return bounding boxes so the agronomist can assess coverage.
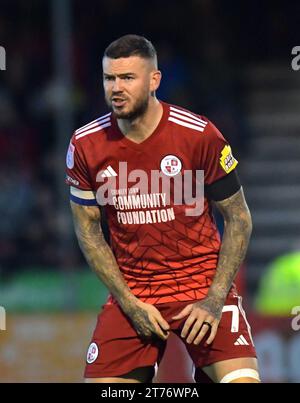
[66,174,79,186]
[219,145,238,173]
[66,142,75,169]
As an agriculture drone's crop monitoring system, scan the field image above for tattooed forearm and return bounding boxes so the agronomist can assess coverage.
[206,188,252,317]
[70,201,137,313]
[70,201,169,341]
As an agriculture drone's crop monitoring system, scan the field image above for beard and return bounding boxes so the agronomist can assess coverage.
[106,92,149,121]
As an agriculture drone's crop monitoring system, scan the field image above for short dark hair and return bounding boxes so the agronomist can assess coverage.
[104,34,157,63]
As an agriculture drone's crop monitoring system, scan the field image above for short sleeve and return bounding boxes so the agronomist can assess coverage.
[65,135,98,206]
[200,119,238,185]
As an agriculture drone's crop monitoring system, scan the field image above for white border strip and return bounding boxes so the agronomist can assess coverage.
[70,186,96,200]
[170,111,207,127]
[75,112,111,133]
[170,106,207,125]
[168,117,205,132]
[220,368,260,383]
[237,296,255,346]
[75,123,111,140]
[75,117,111,135]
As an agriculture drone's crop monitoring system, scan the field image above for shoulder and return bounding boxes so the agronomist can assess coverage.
[166,102,226,145]
[166,103,209,134]
[72,111,112,144]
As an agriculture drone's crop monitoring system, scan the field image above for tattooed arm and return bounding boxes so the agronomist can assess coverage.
[204,187,252,314]
[70,201,170,340]
[172,188,252,345]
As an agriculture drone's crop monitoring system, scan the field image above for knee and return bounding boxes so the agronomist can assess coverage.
[229,377,260,383]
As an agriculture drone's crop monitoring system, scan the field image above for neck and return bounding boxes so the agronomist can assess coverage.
[117,97,163,143]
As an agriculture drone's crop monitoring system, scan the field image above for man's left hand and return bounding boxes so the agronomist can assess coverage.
[171,298,223,345]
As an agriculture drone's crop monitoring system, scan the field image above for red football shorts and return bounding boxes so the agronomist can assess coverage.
[84,294,256,379]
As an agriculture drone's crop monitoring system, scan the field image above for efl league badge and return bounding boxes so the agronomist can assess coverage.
[86,342,99,364]
[160,155,182,176]
[66,142,75,169]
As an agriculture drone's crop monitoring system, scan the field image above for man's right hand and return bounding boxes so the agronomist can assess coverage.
[70,202,169,341]
[123,299,170,341]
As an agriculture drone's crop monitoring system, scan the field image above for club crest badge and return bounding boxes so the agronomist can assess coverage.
[160,155,182,176]
[86,342,99,364]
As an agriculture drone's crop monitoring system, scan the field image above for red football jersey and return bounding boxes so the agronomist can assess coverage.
[66,102,239,304]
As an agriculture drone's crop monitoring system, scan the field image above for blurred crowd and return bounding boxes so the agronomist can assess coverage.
[0,0,297,274]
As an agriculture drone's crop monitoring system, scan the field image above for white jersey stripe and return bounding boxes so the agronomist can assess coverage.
[75,112,111,133]
[101,169,110,177]
[239,335,249,345]
[168,117,205,132]
[234,335,248,345]
[169,111,207,127]
[75,117,111,135]
[170,106,207,125]
[107,165,117,176]
[237,296,255,346]
[75,118,99,132]
[75,123,111,140]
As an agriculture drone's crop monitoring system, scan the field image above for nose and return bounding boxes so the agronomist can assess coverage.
[112,77,123,93]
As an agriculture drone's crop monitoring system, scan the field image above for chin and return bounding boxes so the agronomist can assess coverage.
[113,110,130,119]
[113,108,134,119]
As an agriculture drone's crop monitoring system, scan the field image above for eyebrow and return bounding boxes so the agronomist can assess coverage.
[103,73,136,78]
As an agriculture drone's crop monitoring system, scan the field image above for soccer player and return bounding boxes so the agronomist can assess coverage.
[66,34,260,383]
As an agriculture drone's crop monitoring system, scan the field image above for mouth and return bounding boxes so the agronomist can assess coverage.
[111,97,127,108]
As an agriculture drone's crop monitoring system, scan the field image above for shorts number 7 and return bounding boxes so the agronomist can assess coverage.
[222,305,239,333]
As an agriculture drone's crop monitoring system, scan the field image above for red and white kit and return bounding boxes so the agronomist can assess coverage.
[66,101,256,378]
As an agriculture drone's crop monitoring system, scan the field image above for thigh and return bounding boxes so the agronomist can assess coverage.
[199,357,260,383]
[84,303,166,380]
[182,294,257,379]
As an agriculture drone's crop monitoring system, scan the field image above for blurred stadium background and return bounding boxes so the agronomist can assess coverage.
[0,0,300,383]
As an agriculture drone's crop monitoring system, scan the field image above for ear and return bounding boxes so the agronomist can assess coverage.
[150,70,162,92]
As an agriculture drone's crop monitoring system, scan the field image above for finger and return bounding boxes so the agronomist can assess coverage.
[192,322,212,345]
[148,314,169,340]
[148,305,170,331]
[155,313,170,332]
[181,315,197,338]
[137,319,163,340]
[133,311,161,340]
[205,322,218,345]
[172,304,193,321]
[151,310,170,336]
[185,321,203,344]
[152,321,169,340]
[156,322,170,338]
